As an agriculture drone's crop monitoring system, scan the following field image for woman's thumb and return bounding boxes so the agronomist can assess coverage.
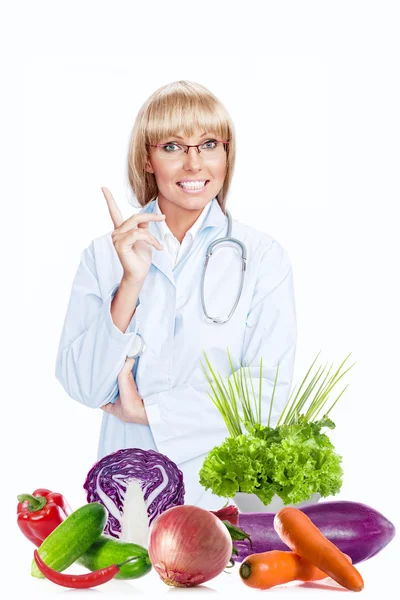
[120,356,135,375]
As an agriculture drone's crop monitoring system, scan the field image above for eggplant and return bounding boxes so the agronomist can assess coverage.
[232,500,396,564]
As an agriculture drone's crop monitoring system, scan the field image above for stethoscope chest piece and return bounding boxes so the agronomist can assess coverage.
[126,334,146,359]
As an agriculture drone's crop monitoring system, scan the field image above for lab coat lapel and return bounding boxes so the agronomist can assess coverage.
[197,196,227,235]
[139,198,227,286]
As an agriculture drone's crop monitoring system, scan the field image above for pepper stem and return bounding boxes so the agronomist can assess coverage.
[116,556,142,568]
[17,494,47,512]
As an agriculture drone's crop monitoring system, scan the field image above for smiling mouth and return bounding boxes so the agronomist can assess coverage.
[177,180,209,189]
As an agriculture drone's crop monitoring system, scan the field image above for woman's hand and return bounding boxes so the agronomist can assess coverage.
[100,357,149,424]
[101,187,166,284]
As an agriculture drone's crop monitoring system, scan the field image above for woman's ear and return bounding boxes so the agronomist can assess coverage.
[144,158,154,174]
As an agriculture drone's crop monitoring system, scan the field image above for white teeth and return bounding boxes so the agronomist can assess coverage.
[178,181,207,189]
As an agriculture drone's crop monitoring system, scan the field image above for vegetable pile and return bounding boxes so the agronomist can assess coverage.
[17,457,396,590]
[15,348,396,591]
[199,350,353,505]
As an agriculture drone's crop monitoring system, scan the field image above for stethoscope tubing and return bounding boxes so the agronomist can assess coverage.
[127,209,247,359]
[200,210,247,323]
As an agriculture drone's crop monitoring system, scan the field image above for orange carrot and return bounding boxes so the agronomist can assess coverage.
[274,507,364,592]
[239,550,333,589]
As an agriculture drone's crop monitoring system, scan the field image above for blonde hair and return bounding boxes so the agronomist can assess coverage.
[127,80,236,214]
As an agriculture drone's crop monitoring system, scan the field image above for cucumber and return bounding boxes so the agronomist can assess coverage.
[31,502,107,578]
[77,535,152,579]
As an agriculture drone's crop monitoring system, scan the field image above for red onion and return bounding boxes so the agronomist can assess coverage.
[148,504,233,587]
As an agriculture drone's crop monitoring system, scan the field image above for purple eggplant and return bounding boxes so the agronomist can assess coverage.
[232,500,396,564]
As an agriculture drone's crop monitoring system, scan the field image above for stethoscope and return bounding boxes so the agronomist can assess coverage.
[127,210,247,359]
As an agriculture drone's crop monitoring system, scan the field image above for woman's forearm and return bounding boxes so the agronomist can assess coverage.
[110,277,143,333]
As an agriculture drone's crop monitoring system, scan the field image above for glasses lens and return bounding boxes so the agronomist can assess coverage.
[155,141,227,160]
[200,141,226,159]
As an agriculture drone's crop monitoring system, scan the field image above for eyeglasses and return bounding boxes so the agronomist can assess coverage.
[148,139,229,160]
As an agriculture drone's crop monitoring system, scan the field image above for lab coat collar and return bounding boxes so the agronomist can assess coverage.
[153,196,213,244]
[139,197,227,286]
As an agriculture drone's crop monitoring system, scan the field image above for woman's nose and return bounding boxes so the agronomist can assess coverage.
[184,146,203,167]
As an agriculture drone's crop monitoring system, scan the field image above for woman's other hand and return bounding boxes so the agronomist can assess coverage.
[100,358,149,424]
[101,187,166,284]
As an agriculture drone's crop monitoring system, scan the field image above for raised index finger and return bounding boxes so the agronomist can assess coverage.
[101,187,124,229]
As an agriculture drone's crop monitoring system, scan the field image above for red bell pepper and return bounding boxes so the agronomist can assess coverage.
[17,488,71,546]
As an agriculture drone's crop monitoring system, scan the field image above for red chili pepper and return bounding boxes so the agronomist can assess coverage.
[33,549,138,589]
[17,489,71,546]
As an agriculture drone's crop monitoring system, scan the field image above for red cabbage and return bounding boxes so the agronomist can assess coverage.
[83,448,185,543]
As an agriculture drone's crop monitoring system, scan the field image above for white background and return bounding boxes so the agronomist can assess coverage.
[3,0,399,597]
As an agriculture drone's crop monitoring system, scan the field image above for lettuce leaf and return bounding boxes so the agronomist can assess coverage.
[199,416,343,505]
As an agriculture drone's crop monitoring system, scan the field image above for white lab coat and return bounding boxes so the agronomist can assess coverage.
[153,195,213,266]
[55,197,297,509]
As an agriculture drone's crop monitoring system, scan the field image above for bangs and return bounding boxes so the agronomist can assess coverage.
[145,88,230,145]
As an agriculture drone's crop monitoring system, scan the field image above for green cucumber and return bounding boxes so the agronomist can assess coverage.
[77,535,152,579]
[31,502,107,578]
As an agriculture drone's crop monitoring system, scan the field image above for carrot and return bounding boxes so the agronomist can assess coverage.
[239,550,333,589]
[274,507,364,592]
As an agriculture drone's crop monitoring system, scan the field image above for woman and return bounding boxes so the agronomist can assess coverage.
[55,80,297,509]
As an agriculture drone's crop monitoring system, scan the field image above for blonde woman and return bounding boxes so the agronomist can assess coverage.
[55,80,297,509]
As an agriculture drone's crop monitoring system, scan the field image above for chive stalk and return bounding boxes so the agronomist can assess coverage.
[201,348,355,437]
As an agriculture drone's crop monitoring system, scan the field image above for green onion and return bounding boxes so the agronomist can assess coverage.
[201,348,356,437]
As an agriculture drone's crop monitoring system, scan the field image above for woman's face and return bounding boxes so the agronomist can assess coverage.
[145,128,227,212]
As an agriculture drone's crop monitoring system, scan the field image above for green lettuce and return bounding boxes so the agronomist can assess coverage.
[199,415,343,505]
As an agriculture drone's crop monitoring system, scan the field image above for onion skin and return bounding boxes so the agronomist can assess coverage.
[148,505,233,587]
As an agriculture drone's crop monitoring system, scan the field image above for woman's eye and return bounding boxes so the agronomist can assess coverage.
[202,140,217,149]
[163,143,180,152]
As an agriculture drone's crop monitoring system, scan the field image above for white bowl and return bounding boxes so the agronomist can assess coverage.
[233,492,321,513]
